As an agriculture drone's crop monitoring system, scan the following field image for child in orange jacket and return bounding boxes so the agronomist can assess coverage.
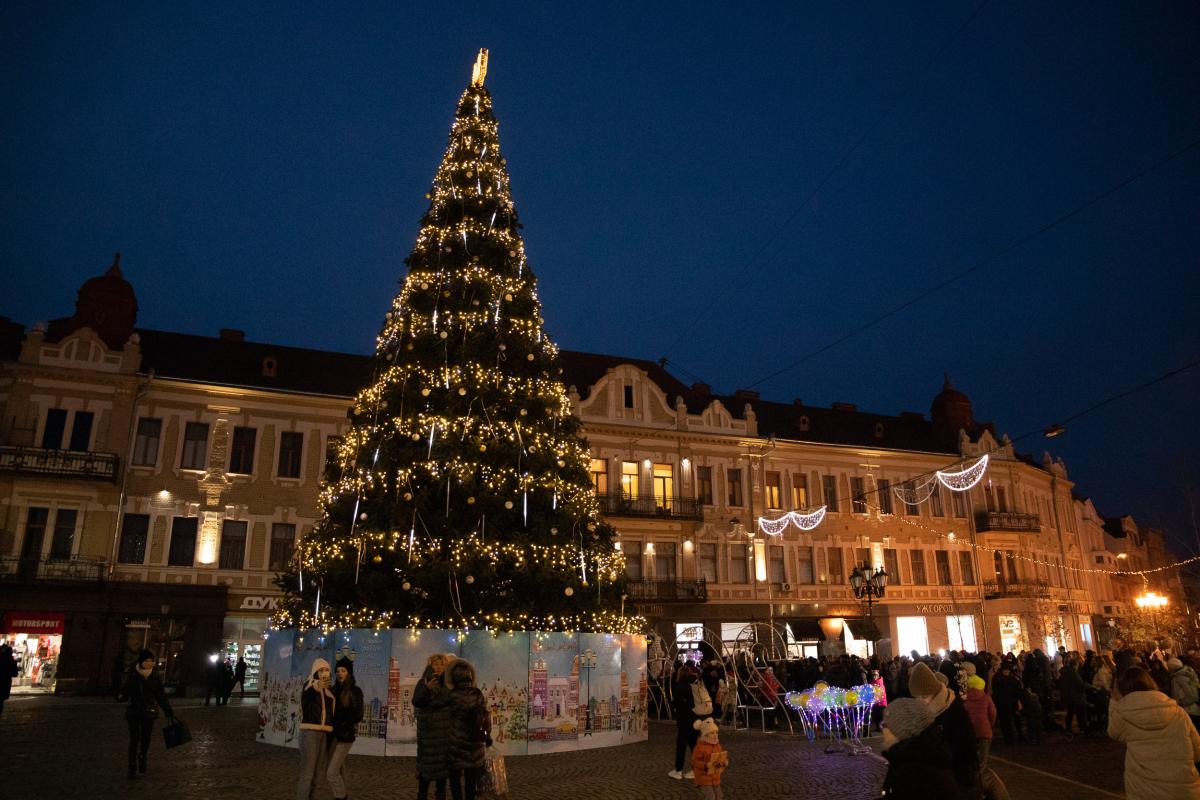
[691,717,729,799]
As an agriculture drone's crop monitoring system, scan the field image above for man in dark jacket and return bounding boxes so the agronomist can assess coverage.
[909,662,981,796]
[991,662,1023,744]
[233,657,248,699]
[119,649,174,779]
[1059,657,1088,736]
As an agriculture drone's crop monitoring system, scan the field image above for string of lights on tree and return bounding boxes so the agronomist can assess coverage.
[272,50,643,636]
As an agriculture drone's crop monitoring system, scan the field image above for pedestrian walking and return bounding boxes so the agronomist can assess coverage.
[1108,666,1200,799]
[446,659,489,800]
[295,658,334,800]
[413,653,453,800]
[880,697,961,798]
[233,656,248,699]
[669,663,707,780]
[119,649,174,780]
[328,656,364,800]
[218,658,235,706]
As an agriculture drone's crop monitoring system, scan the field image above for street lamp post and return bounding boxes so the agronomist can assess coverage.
[849,562,889,657]
[1136,590,1170,647]
[580,648,597,736]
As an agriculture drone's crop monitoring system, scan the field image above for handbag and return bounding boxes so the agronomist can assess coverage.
[162,717,192,749]
[477,747,508,799]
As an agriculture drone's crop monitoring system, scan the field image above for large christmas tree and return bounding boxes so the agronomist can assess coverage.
[275,51,638,635]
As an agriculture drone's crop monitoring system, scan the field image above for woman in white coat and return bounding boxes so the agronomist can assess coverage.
[1108,666,1200,800]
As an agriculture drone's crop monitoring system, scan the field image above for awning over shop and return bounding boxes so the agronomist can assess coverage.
[2,611,64,635]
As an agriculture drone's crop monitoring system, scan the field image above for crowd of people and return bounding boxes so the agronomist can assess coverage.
[660,642,1200,799]
[204,655,249,705]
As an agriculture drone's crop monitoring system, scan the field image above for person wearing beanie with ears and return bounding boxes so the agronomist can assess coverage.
[690,717,729,799]
[881,698,962,798]
[328,656,364,800]
[119,649,174,780]
[908,661,981,796]
[296,658,335,800]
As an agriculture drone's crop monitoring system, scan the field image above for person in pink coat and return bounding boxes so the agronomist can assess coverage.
[964,674,1010,800]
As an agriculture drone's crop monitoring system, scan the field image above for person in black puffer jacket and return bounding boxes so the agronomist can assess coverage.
[881,698,964,798]
[413,653,454,800]
[119,648,174,780]
[670,664,706,780]
[327,656,364,800]
[295,657,335,800]
[908,662,981,798]
[446,659,489,800]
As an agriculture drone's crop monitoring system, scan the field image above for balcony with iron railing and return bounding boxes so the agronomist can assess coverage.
[0,555,108,582]
[596,492,702,521]
[983,578,1050,599]
[975,511,1041,533]
[624,578,707,602]
[0,445,119,482]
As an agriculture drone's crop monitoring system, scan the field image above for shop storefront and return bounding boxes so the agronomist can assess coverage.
[2,612,65,693]
[222,592,278,694]
[888,604,982,657]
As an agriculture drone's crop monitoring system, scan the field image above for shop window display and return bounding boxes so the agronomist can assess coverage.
[5,634,61,692]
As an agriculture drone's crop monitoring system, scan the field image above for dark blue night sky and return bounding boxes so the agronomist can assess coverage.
[4,3,1199,545]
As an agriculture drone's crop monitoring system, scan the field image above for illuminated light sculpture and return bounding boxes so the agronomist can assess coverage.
[756,506,827,536]
[936,454,989,491]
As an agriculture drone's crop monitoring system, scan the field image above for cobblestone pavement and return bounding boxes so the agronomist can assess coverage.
[5,695,1126,799]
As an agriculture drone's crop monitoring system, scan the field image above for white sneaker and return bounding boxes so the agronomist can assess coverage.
[683,770,695,779]
[667,770,683,780]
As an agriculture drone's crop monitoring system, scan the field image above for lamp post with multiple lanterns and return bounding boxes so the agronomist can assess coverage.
[849,562,889,657]
[1136,589,1170,646]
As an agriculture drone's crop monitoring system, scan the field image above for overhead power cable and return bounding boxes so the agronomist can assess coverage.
[743,135,1200,390]
[660,1,992,361]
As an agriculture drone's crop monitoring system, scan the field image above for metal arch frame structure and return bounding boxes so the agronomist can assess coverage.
[651,624,735,722]
[729,621,795,735]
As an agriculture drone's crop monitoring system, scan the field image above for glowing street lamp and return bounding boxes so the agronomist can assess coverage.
[1136,590,1169,645]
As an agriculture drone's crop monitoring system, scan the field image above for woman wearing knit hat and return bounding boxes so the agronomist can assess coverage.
[908,661,981,796]
[119,649,174,779]
[295,658,335,800]
[880,698,961,798]
[327,656,364,800]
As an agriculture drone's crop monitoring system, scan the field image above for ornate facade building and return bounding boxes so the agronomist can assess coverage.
[0,258,1184,692]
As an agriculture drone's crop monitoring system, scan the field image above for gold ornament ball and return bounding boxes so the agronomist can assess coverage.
[557,460,566,467]
[439,331,449,339]
[402,581,411,591]
[411,433,421,441]
[564,587,574,597]
[519,408,528,416]
[421,388,431,396]
[467,496,476,504]
[581,579,589,588]
[504,500,513,509]
[442,290,451,298]
[479,444,487,452]
[420,282,429,289]
[504,293,513,301]
[405,343,414,351]
[457,387,467,396]
[498,344,506,351]
[359,512,368,521]
[550,527,558,535]
[403,492,413,501]
[373,554,383,564]
[526,354,535,361]
[465,575,475,584]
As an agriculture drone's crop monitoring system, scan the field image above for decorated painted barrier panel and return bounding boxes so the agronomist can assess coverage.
[257,629,648,756]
